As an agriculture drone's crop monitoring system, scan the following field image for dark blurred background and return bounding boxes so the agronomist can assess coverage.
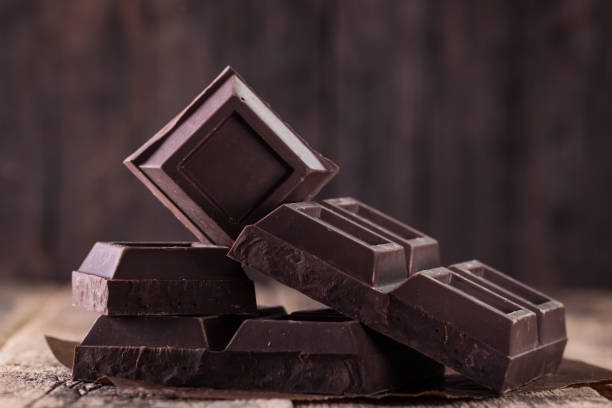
[1,0,611,288]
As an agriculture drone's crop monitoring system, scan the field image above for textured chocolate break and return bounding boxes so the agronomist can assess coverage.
[228,202,567,393]
[73,309,444,394]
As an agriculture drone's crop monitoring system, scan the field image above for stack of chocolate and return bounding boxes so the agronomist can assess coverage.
[71,67,567,395]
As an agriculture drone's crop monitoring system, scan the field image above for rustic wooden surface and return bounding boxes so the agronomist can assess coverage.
[2,0,612,288]
[0,286,610,407]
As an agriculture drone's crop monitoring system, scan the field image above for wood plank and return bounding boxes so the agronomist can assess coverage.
[0,287,96,406]
[295,387,611,408]
[0,285,58,349]
[0,0,61,281]
[332,0,430,225]
[561,290,612,370]
[514,1,592,288]
[1,288,610,406]
[578,0,612,287]
[1,0,612,289]
[37,381,294,408]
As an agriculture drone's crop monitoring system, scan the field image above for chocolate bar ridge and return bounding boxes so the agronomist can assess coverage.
[255,202,408,287]
[228,203,567,393]
[73,309,444,394]
[124,66,338,245]
[321,197,440,275]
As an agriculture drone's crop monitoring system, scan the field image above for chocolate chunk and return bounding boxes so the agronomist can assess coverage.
[228,202,567,393]
[321,197,440,275]
[124,66,338,245]
[449,260,566,346]
[246,202,410,286]
[73,309,444,394]
[72,242,256,316]
[388,268,566,393]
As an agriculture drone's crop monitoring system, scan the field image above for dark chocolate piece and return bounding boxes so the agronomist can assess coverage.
[72,242,256,316]
[321,197,440,274]
[228,203,567,393]
[449,260,566,346]
[124,66,338,245]
[73,309,444,395]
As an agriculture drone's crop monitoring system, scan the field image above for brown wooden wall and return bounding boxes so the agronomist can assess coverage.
[1,0,611,287]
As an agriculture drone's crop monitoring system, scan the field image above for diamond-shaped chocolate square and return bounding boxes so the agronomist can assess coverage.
[124,67,338,245]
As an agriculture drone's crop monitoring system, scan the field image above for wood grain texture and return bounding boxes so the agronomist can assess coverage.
[297,388,612,408]
[561,290,612,370]
[1,0,611,287]
[0,288,611,407]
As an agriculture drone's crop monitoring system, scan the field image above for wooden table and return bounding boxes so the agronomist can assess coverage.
[0,285,610,407]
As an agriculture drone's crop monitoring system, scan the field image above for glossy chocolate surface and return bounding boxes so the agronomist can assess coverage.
[449,260,566,346]
[72,242,256,316]
[228,203,567,393]
[124,66,338,245]
[321,197,440,275]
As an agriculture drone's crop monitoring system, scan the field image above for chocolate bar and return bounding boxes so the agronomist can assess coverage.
[73,309,444,394]
[72,242,256,316]
[228,202,567,393]
[124,66,338,245]
[321,197,440,274]
[449,260,566,346]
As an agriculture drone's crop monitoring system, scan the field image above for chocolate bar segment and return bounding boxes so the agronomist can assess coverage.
[449,260,566,345]
[77,242,246,280]
[256,202,407,287]
[72,242,256,316]
[387,268,566,392]
[73,309,444,394]
[321,197,440,274]
[124,66,338,245]
[228,204,567,393]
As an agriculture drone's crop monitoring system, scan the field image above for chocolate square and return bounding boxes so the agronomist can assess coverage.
[179,114,291,223]
[71,242,257,316]
[124,67,338,244]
